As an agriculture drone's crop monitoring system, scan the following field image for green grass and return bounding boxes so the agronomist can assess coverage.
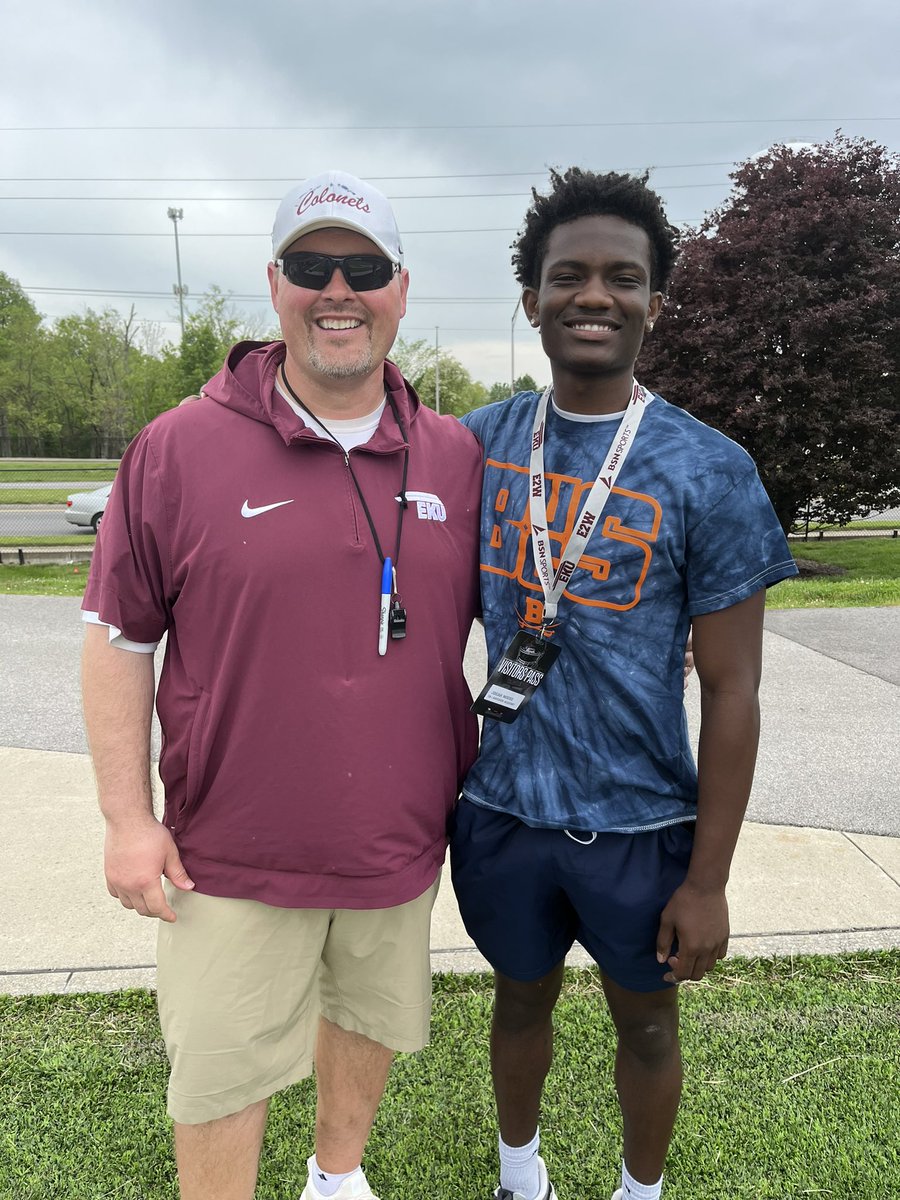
[0,458,118,477]
[0,564,91,595]
[768,578,900,607]
[4,540,899,606]
[0,535,95,548]
[0,954,897,1199]
[768,539,900,608]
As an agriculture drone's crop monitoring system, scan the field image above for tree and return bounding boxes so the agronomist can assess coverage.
[0,277,276,457]
[390,337,489,417]
[47,308,147,456]
[514,373,539,394]
[487,373,541,403]
[639,134,900,531]
[415,358,489,418]
[165,286,270,400]
[388,337,435,394]
[0,274,49,455]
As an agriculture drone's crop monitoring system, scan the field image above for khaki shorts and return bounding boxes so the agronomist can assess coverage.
[156,878,439,1124]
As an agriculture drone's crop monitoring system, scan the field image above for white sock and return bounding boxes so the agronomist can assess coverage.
[499,1129,542,1199]
[310,1155,363,1197]
[622,1160,663,1200]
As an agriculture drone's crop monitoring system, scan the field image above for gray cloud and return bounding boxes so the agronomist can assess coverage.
[3,0,898,385]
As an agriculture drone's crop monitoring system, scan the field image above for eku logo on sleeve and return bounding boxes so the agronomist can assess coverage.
[399,491,447,522]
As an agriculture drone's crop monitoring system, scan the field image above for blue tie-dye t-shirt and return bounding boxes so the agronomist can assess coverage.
[460,390,797,834]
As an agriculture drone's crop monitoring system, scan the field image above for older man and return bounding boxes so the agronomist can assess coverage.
[82,172,482,1200]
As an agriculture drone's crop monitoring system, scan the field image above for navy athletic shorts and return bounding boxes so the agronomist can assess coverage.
[449,799,695,993]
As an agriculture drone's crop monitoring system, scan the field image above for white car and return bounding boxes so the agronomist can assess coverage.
[65,482,113,533]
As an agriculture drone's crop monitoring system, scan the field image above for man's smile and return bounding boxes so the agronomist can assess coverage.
[314,316,366,331]
[563,316,622,337]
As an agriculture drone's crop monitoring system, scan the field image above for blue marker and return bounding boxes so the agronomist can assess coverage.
[378,557,393,656]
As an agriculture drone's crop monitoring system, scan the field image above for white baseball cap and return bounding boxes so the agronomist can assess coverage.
[272,171,403,264]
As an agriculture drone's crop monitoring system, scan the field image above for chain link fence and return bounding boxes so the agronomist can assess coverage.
[1,459,897,564]
[789,505,900,541]
[0,460,119,562]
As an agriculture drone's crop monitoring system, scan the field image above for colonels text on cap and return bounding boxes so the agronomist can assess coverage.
[272,171,404,264]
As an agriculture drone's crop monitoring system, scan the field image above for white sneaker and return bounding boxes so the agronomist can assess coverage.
[300,1156,380,1200]
[611,1191,623,1200]
[493,1154,558,1200]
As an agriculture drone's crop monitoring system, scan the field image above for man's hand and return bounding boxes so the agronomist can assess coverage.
[104,815,194,923]
[656,879,729,984]
[683,630,694,688]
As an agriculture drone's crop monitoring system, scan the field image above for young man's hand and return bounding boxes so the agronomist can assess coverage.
[656,879,729,983]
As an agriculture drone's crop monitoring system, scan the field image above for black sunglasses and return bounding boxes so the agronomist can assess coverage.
[277,252,399,292]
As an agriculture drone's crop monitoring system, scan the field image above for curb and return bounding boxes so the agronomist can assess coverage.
[0,546,95,565]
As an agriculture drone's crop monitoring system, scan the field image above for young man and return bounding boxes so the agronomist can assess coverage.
[82,172,482,1200]
[451,168,797,1200]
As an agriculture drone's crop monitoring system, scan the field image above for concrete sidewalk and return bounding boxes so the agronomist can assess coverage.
[2,606,899,996]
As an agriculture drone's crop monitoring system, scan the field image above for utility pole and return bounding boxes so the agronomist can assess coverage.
[510,296,522,394]
[167,207,187,338]
[434,325,440,415]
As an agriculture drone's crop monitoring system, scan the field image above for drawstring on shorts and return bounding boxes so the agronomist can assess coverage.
[564,829,598,845]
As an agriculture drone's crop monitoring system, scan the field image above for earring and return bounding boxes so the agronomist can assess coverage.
[647,321,655,331]
[531,317,540,327]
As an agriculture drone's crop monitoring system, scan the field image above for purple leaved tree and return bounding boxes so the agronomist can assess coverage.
[639,133,900,533]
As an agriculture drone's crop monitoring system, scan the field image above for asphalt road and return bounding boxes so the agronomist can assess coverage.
[2,595,898,837]
[764,608,900,687]
[0,507,92,538]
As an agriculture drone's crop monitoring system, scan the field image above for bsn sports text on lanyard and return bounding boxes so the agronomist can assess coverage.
[472,378,651,722]
[279,367,410,656]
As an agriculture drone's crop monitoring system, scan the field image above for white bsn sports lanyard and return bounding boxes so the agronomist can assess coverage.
[528,378,651,625]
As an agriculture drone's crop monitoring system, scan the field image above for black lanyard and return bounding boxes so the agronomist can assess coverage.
[279,366,410,569]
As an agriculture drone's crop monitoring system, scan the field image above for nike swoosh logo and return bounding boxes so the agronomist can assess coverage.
[241,499,294,518]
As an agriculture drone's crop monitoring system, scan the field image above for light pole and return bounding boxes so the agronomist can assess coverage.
[167,207,187,338]
[434,325,441,415]
[510,296,522,394]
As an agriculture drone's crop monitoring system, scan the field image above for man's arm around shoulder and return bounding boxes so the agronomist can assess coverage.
[82,624,193,922]
[656,588,766,982]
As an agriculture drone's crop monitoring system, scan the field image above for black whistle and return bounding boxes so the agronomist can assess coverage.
[389,602,407,640]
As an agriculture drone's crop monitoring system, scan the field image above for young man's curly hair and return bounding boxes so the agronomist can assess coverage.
[511,167,680,293]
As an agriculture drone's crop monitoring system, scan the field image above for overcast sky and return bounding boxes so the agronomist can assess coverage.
[3,0,899,387]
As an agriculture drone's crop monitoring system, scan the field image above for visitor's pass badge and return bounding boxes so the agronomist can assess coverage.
[471,630,561,723]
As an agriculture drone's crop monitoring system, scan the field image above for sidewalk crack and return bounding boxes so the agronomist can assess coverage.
[843,832,900,887]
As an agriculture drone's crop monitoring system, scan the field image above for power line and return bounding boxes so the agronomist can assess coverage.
[0,160,760,183]
[0,181,727,236]
[0,172,543,182]
[7,193,537,202]
[1,228,518,236]
[1,117,896,132]
[0,181,732,202]
[401,326,521,332]
[23,285,518,304]
[59,314,521,336]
